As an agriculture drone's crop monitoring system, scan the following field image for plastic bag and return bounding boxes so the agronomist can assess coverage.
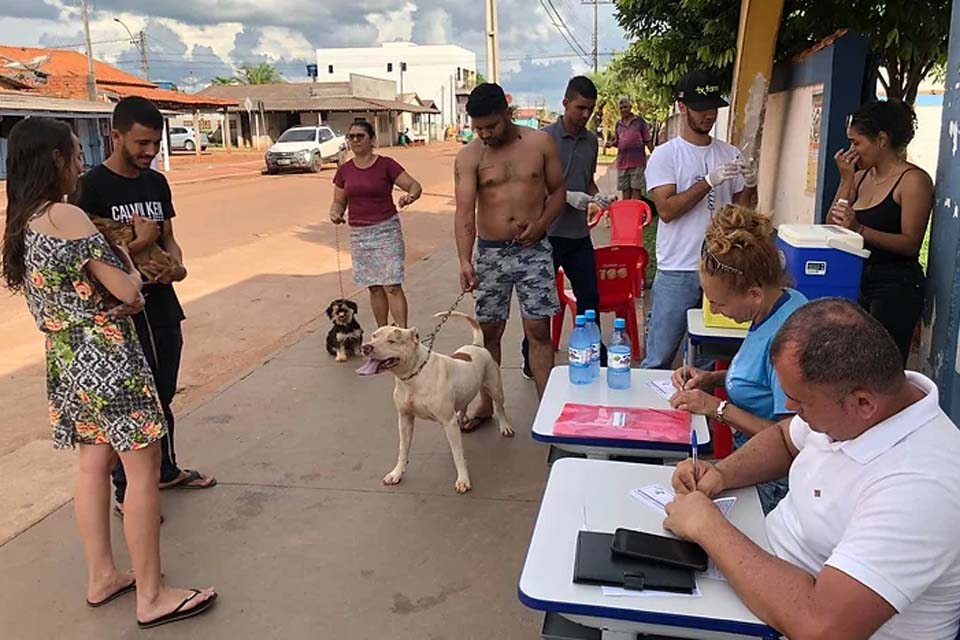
[554,403,691,443]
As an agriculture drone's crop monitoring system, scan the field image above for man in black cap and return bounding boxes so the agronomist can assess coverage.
[640,70,758,370]
[454,83,566,431]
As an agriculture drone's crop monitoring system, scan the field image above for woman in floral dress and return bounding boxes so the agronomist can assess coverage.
[1,118,216,628]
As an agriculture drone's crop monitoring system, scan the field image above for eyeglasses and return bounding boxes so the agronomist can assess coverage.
[347,133,367,140]
[701,245,744,276]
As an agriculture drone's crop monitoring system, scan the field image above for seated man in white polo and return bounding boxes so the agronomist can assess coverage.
[665,298,960,640]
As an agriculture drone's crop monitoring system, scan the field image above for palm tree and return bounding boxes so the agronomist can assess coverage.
[238,63,283,84]
[209,63,284,86]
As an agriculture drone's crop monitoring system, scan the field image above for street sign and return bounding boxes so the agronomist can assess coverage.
[243,96,253,113]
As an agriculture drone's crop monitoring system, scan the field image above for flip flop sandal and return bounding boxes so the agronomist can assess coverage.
[459,416,492,433]
[113,505,165,525]
[159,469,218,490]
[137,590,218,629]
[86,580,136,608]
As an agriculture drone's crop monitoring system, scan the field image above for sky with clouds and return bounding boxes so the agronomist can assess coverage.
[0,0,629,108]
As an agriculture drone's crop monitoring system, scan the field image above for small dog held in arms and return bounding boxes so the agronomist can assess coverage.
[325,299,363,362]
[357,312,514,494]
[91,217,181,272]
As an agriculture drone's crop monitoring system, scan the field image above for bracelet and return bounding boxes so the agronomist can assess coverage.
[715,400,729,422]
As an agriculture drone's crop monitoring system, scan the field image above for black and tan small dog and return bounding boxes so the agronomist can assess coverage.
[325,299,363,362]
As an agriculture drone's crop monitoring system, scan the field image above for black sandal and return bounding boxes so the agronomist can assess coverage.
[86,579,136,608]
[137,589,218,629]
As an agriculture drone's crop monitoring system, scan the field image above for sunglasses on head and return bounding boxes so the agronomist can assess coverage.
[347,133,367,140]
[701,245,744,276]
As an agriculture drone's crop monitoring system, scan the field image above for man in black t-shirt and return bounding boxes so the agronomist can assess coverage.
[79,96,216,514]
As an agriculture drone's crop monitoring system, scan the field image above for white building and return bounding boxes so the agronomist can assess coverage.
[315,41,478,129]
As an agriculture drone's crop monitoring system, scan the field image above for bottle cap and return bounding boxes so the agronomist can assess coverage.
[575,315,586,326]
[614,318,626,329]
[585,309,597,320]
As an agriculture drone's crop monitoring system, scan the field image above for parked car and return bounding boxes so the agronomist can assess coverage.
[169,126,209,152]
[264,125,347,174]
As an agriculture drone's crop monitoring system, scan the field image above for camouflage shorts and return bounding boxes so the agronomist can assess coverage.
[474,238,560,323]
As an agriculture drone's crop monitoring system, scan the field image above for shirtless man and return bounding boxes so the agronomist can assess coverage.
[455,83,566,430]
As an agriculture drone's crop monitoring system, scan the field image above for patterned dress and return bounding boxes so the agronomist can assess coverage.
[23,228,167,452]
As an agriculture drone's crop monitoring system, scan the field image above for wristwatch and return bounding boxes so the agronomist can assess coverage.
[715,400,729,422]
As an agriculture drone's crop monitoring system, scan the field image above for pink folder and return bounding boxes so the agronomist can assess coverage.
[553,403,691,443]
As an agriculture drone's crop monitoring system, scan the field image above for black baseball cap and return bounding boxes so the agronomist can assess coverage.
[674,70,729,111]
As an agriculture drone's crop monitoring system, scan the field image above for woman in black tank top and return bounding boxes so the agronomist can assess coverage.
[828,101,933,365]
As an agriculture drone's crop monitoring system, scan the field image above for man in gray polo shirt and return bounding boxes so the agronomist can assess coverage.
[521,76,617,377]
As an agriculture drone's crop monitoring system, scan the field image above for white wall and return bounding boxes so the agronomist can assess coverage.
[911,104,943,178]
[758,84,823,226]
[316,42,476,127]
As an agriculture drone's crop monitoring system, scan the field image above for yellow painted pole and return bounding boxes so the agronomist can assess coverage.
[728,0,786,149]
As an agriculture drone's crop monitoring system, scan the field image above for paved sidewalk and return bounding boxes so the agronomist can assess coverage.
[0,249,552,640]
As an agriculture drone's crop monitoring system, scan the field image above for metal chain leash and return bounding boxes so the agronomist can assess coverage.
[400,289,470,381]
[333,221,346,299]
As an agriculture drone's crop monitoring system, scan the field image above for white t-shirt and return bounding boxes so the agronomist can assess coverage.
[644,137,744,271]
[766,372,960,640]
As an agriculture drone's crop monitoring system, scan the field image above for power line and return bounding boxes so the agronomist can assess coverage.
[538,0,591,64]
[543,0,591,59]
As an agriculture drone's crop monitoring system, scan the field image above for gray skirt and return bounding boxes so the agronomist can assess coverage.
[350,215,405,287]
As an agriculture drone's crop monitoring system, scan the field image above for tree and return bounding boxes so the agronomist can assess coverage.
[590,54,671,142]
[614,0,952,105]
[209,63,284,86]
[238,63,284,84]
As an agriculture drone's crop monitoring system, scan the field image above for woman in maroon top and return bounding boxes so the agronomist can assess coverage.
[330,121,422,327]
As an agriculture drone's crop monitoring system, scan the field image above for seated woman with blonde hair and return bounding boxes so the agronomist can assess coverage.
[670,204,807,513]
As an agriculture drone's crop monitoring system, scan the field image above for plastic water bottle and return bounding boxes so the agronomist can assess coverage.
[568,315,592,385]
[607,318,632,390]
[584,309,601,379]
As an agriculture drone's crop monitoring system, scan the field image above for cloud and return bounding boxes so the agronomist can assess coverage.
[502,58,578,109]
[4,0,60,20]
[9,0,629,100]
[411,7,451,45]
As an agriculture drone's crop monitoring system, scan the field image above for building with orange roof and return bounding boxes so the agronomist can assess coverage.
[0,45,238,175]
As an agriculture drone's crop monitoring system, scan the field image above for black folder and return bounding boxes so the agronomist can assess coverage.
[573,531,696,594]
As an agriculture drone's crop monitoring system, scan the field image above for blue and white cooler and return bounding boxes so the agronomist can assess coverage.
[776,224,871,302]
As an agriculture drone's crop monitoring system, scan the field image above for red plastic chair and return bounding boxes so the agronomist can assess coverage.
[552,245,644,361]
[608,200,654,246]
[588,200,652,291]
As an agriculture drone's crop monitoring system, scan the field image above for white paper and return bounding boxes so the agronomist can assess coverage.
[647,379,677,400]
[602,585,703,598]
[630,484,737,517]
[700,560,727,582]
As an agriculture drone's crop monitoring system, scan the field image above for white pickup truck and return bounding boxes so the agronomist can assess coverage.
[264,125,347,174]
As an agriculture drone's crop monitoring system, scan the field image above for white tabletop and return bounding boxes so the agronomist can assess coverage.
[518,459,778,639]
[687,309,748,342]
[531,367,710,459]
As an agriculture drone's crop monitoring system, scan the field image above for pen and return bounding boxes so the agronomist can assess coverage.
[691,429,699,490]
[682,340,693,387]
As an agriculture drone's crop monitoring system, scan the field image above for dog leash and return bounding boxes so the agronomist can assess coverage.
[333,222,346,300]
[399,290,469,382]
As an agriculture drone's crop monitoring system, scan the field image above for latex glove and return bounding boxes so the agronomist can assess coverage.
[739,157,758,188]
[592,193,618,210]
[705,161,741,189]
[566,191,593,211]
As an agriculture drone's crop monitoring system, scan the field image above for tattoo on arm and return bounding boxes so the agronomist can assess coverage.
[454,158,461,186]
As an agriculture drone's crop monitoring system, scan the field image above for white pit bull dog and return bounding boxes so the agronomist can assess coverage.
[357,312,514,493]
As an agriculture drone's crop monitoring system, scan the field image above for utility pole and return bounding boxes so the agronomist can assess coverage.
[80,0,97,100]
[581,0,613,74]
[484,0,500,83]
[114,18,149,80]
